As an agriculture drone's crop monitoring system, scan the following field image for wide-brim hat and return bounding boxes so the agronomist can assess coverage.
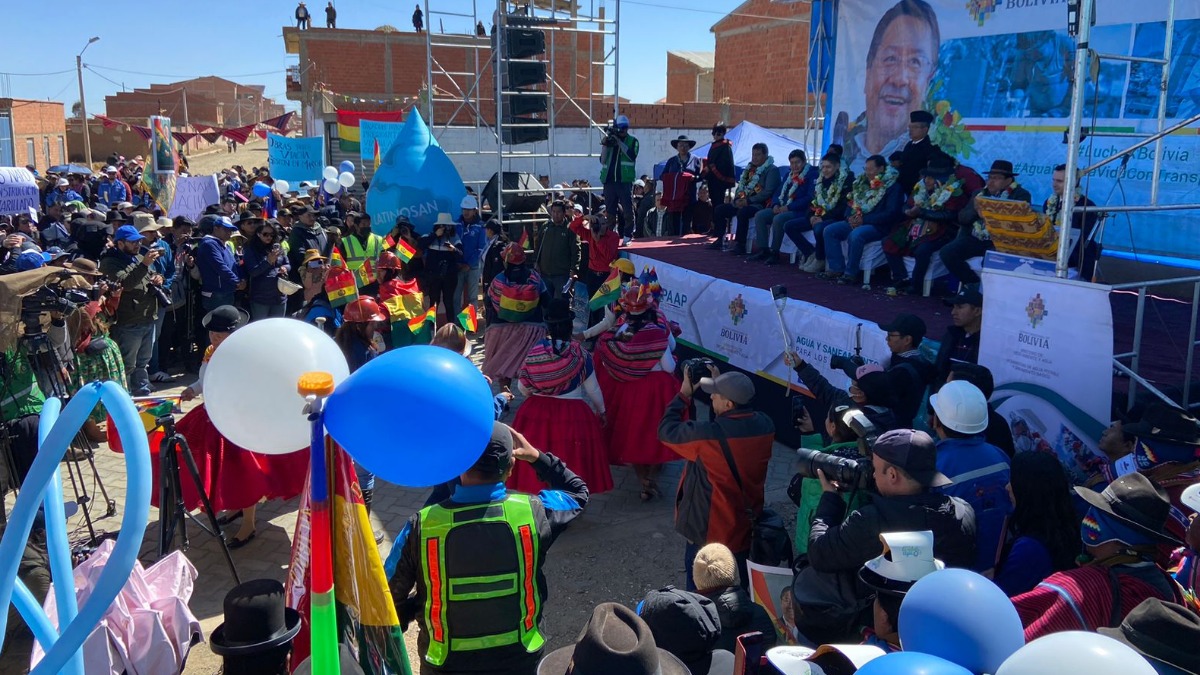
[202,305,250,333]
[985,159,1018,177]
[434,212,456,226]
[858,531,944,596]
[1124,402,1200,445]
[1075,472,1181,545]
[670,135,696,149]
[209,579,302,656]
[1099,598,1200,675]
[537,603,689,675]
[920,153,956,181]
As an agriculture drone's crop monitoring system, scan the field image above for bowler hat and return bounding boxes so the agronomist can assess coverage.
[209,579,301,656]
[1099,598,1200,674]
[202,305,250,334]
[1075,472,1181,545]
[670,135,697,149]
[1123,402,1200,445]
[920,153,956,181]
[985,159,1018,177]
[537,603,689,675]
[910,110,934,125]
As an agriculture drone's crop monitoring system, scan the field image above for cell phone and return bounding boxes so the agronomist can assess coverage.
[734,631,766,675]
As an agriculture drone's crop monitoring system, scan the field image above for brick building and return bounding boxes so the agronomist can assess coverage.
[104,77,285,128]
[0,99,67,171]
[711,0,811,105]
[665,51,714,104]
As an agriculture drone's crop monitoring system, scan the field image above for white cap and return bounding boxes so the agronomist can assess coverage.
[572,203,584,214]
[1182,483,1200,514]
[633,179,645,187]
[56,178,69,187]
[460,195,479,210]
[103,166,117,173]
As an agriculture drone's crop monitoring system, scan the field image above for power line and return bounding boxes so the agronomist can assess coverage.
[84,63,287,80]
[0,68,75,77]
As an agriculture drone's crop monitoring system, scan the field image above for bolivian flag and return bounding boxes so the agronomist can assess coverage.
[337,109,405,153]
[395,238,416,263]
[325,265,359,308]
[588,269,622,311]
[106,396,178,453]
[407,306,436,333]
[373,138,382,171]
[457,305,478,332]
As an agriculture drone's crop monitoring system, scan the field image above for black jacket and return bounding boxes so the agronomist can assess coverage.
[933,325,980,383]
[886,352,938,428]
[810,173,855,224]
[897,137,939,193]
[703,139,736,190]
[699,585,778,653]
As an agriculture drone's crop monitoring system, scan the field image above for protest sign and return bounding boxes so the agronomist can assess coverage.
[0,167,40,215]
[359,120,406,161]
[268,135,325,184]
[170,175,221,220]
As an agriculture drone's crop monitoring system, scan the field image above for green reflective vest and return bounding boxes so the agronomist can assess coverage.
[418,493,546,666]
[342,233,384,287]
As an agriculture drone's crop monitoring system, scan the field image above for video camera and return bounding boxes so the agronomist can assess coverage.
[829,353,866,375]
[21,282,98,319]
[790,406,880,494]
[681,357,715,387]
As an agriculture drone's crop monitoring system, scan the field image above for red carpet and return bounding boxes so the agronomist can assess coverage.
[625,234,1195,406]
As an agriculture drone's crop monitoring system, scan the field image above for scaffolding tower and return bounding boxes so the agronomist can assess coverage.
[422,0,619,228]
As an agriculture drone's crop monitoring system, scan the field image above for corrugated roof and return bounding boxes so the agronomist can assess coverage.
[667,50,715,69]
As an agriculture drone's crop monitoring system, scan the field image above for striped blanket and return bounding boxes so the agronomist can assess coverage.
[596,320,670,383]
[519,339,592,396]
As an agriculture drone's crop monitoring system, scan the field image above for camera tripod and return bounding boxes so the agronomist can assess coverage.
[154,413,240,583]
[19,324,117,547]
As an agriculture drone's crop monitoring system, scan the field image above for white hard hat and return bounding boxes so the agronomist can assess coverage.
[859,531,944,595]
[929,380,990,434]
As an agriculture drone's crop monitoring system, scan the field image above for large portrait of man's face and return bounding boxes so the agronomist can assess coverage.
[845,0,941,167]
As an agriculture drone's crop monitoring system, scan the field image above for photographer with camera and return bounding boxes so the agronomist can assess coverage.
[658,363,775,592]
[100,223,164,397]
[599,115,640,245]
[790,428,977,645]
[789,405,875,557]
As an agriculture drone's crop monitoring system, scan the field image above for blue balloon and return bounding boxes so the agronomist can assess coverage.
[857,652,975,675]
[366,110,466,235]
[0,381,152,675]
[324,346,493,487]
[252,182,272,197]
[899,568,1026,675]
[339,160,356,174]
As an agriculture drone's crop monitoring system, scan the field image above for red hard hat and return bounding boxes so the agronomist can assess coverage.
[343,297,387,323]
[377,250,403,270]
[502,242,526,265]
[619,280,652,315]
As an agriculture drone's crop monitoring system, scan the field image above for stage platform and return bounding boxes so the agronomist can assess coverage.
[623,234,1195,410]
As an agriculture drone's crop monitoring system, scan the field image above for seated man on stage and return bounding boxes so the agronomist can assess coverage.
[883,152,979,295]
[749,149,818,266]
[818,154,904,285]
[707,143,779,255]
[938,159,1032,289]
[1045,163,1099,280]
[790,152,854,274]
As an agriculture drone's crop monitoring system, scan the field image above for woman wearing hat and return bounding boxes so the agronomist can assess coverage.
[659,135,703,236]
[594,280,679,501]
[419,213,464,324]
[241,220,291,321]
[483,242,552,387]
[1013,472,1189,640]
[509,298,612,495]
[67,284,127,442]
[175,305,309,548]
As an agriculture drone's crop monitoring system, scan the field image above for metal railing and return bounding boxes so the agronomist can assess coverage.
[1110,275,1200,411]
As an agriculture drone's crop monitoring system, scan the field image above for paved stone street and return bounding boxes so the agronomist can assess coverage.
[1,340,802,674]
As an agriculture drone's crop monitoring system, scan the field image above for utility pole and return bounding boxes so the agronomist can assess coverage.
[76,36,100,169]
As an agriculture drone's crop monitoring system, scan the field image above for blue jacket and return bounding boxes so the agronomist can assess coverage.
[97,180,129,206]
[779,165,820,213]
[935,435,1013,572]
[195,235,239,294]
[662,153,703,177]
[151,238,176,293]
[241,244,289,305]
[456,220,487,268]
[862,182,906,232]
[46,188,83,207]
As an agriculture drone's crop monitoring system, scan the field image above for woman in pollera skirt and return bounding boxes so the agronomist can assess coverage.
[482,243,552,388]
[176,306,308,549]
[594,281,680,502]
[508,298,612,495]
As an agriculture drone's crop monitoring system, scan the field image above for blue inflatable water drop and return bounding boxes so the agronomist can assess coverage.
[366,110,466,235]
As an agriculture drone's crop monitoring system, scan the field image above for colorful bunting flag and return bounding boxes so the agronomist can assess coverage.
[457,305,478,333]
[407,306,436,333]
[588,269,623,311]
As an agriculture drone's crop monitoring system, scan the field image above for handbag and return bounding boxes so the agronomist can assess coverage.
[712,425,793,568]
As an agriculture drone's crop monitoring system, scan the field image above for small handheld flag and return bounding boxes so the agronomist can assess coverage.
[588,269,622,311]
[396,239,416,263]
[457,305,478,333]
[407,306,436,333]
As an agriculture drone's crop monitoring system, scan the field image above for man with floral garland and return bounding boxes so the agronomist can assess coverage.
[939,159,1032,288]
[818,155,905,285]
[748,149,818,266]
[1046,163,1099,280]
[706,143,780,255]
[883,151,982,295]
[790,153,854,274]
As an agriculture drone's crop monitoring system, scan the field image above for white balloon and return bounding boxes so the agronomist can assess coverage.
[274,179,290,194]
[204,318,350,455]
[338,171,356,188]
[323,166,339,181]
[323,178,341,194]
[996,632,1156,675]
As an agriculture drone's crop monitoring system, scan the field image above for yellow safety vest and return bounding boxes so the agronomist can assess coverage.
[342,233,384,288]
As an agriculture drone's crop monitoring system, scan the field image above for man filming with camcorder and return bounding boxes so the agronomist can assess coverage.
[788,427,977,646]
[599,115,639,245]
[99,221,165,397]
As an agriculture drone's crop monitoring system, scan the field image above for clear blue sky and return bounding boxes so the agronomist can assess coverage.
[0,0,744,116]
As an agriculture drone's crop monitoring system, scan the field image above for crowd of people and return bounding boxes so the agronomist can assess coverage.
[1,109,1197,674]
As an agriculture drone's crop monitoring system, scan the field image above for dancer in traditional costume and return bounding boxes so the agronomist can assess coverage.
[483,243,551,387]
